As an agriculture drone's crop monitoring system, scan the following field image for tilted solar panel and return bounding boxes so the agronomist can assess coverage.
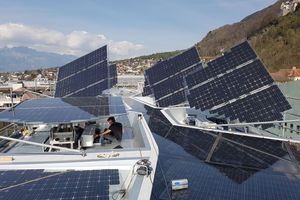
[145,47,200,85]
[55,45,116,97]
[187,60,274,110]
[143,47,202,107]
[185,41,291,126]
[57,46,107,80]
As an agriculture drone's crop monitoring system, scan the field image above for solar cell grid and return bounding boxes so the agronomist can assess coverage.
[142,48,201,106]
[187,59,276,112]
[0,169,119,200]
[55,45,116,98]
[210,85,288,124]
[108,64,118,87]
[185,67,207,87]
[57,46,107,80]
[157,90,186,107]
[146,47,200,85]
[152,74,186,99]
[0,96,126,123]
[56,61,108,97]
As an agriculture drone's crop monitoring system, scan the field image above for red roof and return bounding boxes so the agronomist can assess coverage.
[288,67,300,77]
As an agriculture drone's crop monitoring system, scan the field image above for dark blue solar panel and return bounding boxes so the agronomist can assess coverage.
[152,74,186,99]
[150,62,202,107]
[210,85,291,125]
[145,47,200,85]
[185,41,290,126]
[72,80,109,97]
[0,169,119,200]
[157,90,187,107]
[187,60,274,110]
[56,61,108,97]
[57,46,107,80]
[143,47,201,106]
[0,96,126,123]
[142,78,152,96]
[186,41,257,88]
[55,45,115,98]
[205,41,256,78]
[108,64,117,87]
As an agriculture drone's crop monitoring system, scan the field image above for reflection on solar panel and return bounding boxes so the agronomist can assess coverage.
[0,169,120,200]
[185,41,291,126]
[123,98,300,199]
[55,45,117,97]
[0,96,126,124]
[143,47,202,107]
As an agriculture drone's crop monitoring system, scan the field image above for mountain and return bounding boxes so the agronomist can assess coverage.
[0,47,77,72]
[250,5,300,72]
[197,0,300,72]
[197,0,285,56]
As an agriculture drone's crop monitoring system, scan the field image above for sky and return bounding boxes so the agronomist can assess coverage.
[0,0,277,60]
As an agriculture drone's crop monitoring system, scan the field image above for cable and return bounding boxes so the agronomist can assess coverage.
[112,164,138,200]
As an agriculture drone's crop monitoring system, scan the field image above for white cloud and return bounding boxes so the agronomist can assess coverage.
[0,23,144,59]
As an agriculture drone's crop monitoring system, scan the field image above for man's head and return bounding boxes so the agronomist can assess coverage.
[107,116,116,125]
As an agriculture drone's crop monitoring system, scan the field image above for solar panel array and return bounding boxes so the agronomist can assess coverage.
[143,47,202,107]
[210,86,291,124]
[55,45,117,97]
[187,60,274,110]
[185,41,291,125]
[142,41,291,126]
[0,96,126,123]
[0,169,120,200]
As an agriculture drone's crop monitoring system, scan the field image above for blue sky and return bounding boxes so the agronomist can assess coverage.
[0,0,276,59]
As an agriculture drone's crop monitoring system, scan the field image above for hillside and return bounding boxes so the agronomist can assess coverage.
[197,0,284,56]
[114,50,183,74]
[197,0,300,72]
[0,47,76,72]
[250,6,300,72]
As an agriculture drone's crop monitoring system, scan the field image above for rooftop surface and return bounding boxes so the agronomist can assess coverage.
[124,98,300,200]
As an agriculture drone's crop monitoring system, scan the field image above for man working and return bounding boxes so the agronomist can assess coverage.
[100,116,123,143]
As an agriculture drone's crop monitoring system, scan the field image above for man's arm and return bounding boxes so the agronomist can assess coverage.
[101,129,111,136]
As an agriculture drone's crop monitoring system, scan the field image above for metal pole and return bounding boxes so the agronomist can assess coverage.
[174,124,300,144]
[10,88,13,108]
[0,135,86,156]
[282,112,286,137]
[205,119,300,127]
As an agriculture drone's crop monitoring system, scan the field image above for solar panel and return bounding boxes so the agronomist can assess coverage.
[157,90,187,107]
[187,60,274,110]
[143,47,202,106]
[146,47,200,85]
[55,61,108,97]
[185,41,291,126]
[210,85,291,125]
[0,169,119,200]
[55,45,116,97]
[57,46,107,81]
[0,96,126,124]
[108,64,118,87]
[142,78,152,96]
